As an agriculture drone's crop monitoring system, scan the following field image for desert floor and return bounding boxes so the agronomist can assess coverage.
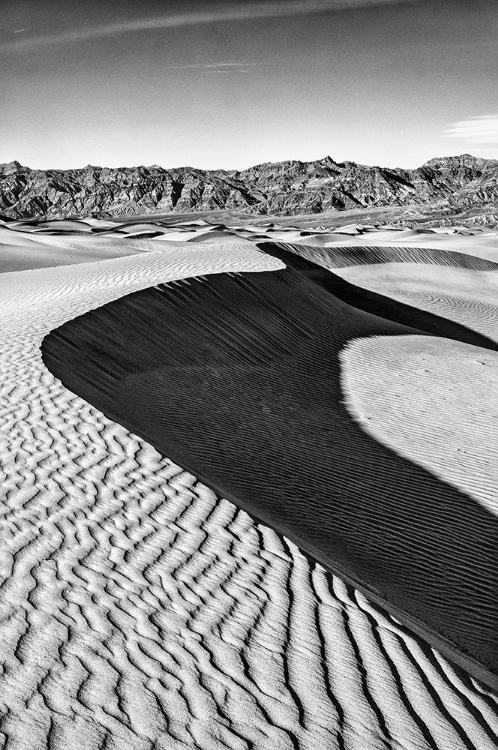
[0,216,497,750]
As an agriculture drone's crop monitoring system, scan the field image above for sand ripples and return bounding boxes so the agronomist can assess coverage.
[42,267,498,686]
[1,227,497,748]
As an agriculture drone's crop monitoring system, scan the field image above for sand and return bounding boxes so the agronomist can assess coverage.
[0,217,497,749]
[42,262,498,686]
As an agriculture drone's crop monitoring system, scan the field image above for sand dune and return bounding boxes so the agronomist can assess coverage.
[42,260,498,684]
[0,218,497,748]
[0,237,145,273]
[259,241,498,271]
[287,229,498,260]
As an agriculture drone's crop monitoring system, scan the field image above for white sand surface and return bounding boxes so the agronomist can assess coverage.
[329,261,498,521]
[0,220,497,749]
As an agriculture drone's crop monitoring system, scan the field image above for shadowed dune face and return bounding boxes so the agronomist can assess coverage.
[42,263,498,688]
[257,243,498,353]
[2,223,497,747]
[257,241,498,271]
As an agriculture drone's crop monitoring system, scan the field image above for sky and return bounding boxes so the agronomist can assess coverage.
[1,0,498,171]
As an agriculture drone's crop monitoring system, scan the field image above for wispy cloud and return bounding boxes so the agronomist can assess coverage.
[167,62,259,71]
[444,115,498,146]
[2,0,421,53]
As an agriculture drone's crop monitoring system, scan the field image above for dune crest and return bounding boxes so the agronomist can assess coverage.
[0,219,497,748]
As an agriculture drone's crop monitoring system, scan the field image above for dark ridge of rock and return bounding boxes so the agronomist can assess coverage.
[1,154,498,222]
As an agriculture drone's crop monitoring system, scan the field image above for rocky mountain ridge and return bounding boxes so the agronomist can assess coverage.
[1,154,497,223]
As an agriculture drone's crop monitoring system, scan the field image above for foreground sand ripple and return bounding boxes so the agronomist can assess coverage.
[1,240,497,748]
[42,266,498,681]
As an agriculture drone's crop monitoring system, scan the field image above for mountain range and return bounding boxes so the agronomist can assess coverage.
[1,154,497,226]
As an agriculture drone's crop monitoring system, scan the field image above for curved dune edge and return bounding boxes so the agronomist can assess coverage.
[42,266,498,691]
[257,241,498,271]
[0,242,497,748]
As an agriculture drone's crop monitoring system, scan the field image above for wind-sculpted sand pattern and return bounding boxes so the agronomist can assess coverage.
[257,244,498,516]
[1,228,498,749]
[257,242,498,345]
[257,242,498,271]
[335,261,498,345]
[42,266,498,683]
[0,224,157,273]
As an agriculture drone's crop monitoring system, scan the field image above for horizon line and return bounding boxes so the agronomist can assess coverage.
[1,152,493,174]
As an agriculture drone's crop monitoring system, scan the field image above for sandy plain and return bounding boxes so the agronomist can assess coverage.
[0,216,497,750]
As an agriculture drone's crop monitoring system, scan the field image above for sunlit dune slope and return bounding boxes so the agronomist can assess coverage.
[1,217,497,748]
[42,257,498,690]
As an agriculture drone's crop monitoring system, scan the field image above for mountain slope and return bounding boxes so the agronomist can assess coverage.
[1,154,497,221]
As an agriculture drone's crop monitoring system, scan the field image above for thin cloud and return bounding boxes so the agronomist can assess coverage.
[444,115,498,146]
[2,0,422,53]
[167,62,259,70]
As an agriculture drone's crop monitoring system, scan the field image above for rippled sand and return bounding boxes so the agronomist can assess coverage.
[0,217,497,749]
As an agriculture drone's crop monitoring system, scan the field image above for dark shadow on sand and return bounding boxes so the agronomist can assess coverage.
[42,257,498,689]
[257,241,498,272]
[256,242,498,352]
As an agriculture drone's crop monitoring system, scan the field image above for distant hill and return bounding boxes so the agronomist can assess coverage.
[1,154,497,225]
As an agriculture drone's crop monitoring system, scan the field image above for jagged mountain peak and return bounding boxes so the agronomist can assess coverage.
[422,153,497,169]
[0,160,24,175]
[0,154,497,222]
